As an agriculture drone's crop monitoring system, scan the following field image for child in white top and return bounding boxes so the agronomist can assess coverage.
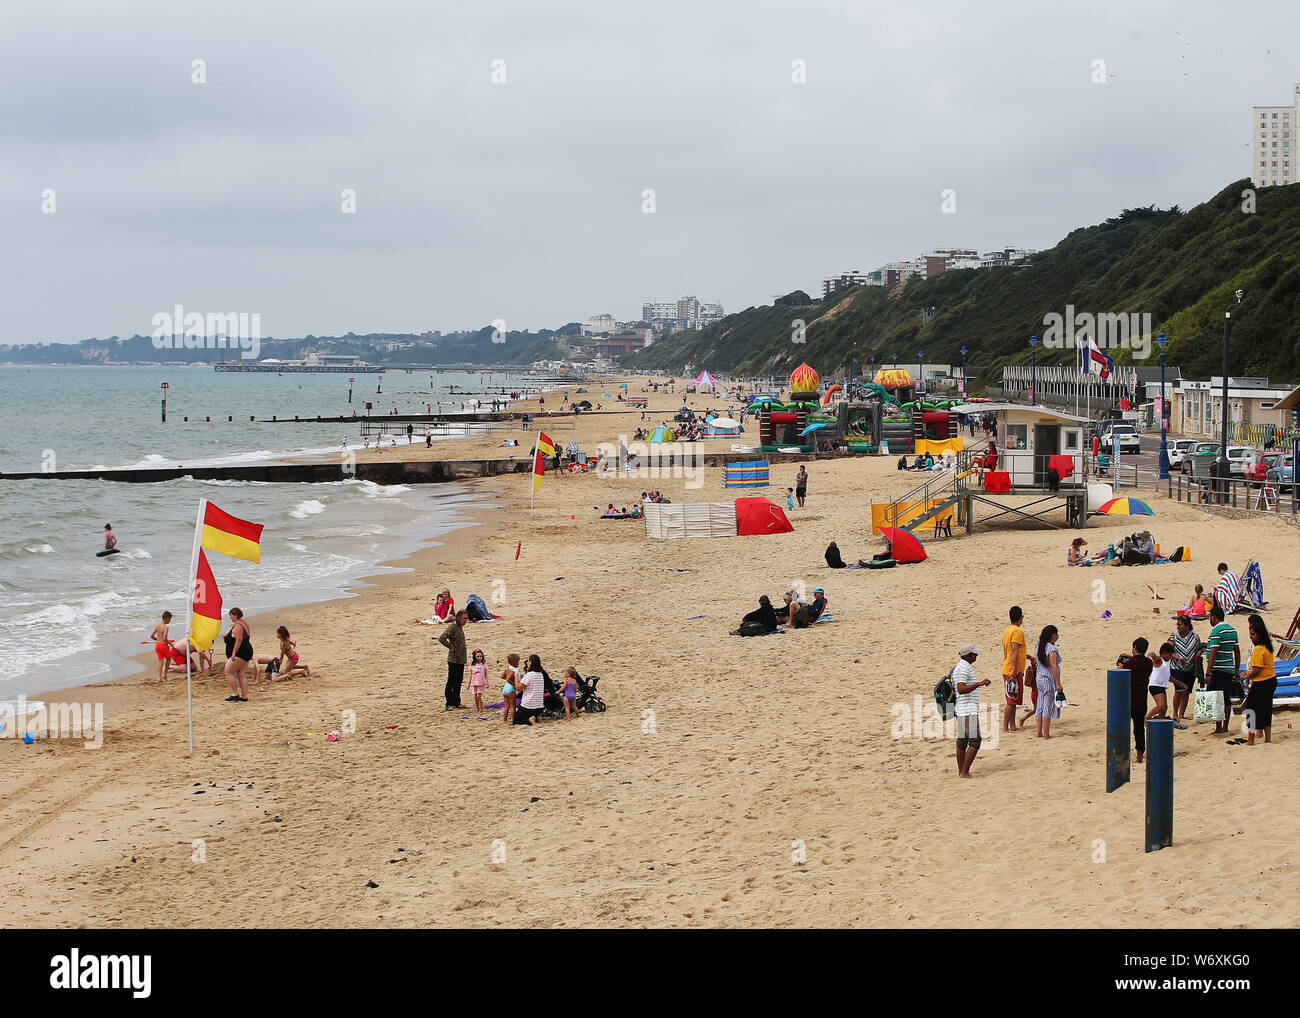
[1145,641,1174,723]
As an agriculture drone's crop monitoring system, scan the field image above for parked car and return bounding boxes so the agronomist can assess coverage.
[1102,422,1142,454]
[1166,438,1198,468]
[1225,445,1255,477]
[1263,453,1295,488]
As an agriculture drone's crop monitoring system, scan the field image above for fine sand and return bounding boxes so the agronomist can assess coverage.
[2,378,1297,927]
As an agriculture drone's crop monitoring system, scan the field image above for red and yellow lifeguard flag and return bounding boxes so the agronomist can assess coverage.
[532,449,547,494]
[532,431,555,495]
[189,550,223,651]
[199,501,264,563]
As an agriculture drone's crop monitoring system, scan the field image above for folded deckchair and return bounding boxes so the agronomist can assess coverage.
[1239,561,1266,611]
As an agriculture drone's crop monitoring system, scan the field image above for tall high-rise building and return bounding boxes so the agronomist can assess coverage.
[1252,84,1299,188]
[641,296,723,331]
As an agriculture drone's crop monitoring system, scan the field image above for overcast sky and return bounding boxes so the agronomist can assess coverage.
[3,0,1297,345]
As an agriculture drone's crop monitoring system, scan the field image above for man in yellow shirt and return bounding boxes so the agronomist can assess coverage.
[1001,606,1026,733]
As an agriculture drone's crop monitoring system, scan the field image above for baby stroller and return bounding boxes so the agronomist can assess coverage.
[542,670,608,718]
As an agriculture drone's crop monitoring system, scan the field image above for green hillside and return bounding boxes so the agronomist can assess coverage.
[624,180,1300,387]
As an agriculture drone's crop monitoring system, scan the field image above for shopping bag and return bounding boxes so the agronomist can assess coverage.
[1194,688,1225,724]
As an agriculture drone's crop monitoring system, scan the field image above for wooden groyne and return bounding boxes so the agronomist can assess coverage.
[0,458,534,485]
[0,449,839,485]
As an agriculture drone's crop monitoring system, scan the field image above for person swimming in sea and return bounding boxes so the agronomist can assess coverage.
[102,523,119,555]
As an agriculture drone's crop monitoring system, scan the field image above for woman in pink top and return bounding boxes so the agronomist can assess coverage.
[468,649,489,712]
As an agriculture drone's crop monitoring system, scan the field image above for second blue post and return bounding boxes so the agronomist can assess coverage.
[1145,719,1174,852]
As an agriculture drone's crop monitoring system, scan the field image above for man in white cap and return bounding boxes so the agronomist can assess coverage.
[954,643,990,778]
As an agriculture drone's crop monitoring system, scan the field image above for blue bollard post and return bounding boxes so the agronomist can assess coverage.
[1106,669,1131,792]
[1145,719,1174,852]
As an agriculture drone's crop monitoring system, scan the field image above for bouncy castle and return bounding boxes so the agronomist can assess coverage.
[757,362,821,452]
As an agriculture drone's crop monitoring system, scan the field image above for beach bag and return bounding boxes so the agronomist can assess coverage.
[1169,546,1185,562]
[933,670,957,721]
[735,620,767,637]
[1194,689,1225,724]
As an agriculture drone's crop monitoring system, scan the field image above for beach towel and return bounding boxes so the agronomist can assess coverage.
[1215,570,1242,614]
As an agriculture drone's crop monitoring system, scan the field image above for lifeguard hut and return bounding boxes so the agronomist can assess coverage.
[872,403,1098,534]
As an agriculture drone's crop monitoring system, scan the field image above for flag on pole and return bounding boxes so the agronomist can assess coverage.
[1084,337,1114,380]
[532,449,547,494]
[185,498,264,755]
[532,431,555,495]
[189,549,223,650]
[199,502,264,562]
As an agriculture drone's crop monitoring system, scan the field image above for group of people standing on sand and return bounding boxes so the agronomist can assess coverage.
[950,606,1073,778]
[433,597,583,725]
[149,609,310,701]
[953,594,1278,778]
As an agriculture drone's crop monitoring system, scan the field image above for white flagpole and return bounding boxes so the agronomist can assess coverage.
[529,431,540,517]
[185,498,207,756]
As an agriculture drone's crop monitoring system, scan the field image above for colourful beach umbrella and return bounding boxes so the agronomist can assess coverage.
[878,526,928,564]
[1096,497,1154,516]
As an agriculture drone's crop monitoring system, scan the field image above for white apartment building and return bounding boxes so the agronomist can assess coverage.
[980,248,1036,268]
[641,296,724,330]
[581,313,618,336]
[1253,83,1299,188]
[642,301,678,321]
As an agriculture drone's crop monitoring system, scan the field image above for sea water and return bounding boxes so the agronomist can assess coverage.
[0,365,543,697]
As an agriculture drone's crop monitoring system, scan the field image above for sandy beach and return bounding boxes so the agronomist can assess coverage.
[3,377,1297,928]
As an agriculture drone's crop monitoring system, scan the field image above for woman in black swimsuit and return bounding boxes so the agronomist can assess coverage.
[223,607,253,702]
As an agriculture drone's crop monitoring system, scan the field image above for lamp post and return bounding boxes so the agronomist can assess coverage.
[960,346,968,396]
[1156,333,1169,479]
[1029,335,1039,405]
[918,350,924,396]
[1218,291,1244,490]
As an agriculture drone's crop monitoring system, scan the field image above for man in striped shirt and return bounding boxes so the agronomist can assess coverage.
[1214,562,1241,615]
[953,644,990,778]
